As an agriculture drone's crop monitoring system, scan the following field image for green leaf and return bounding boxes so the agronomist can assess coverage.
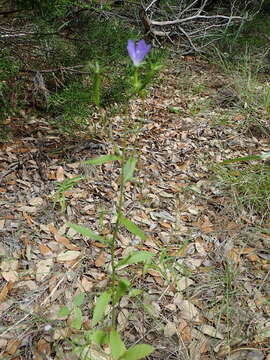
[71,307,83,330]
[168,106,180,114]
[74,292,85,307]
[92,291,111,327]
[123,157,137,184]
[84,154,121,166]
[117,251,154,268]
[114,277,130,304]
[221,152,270,164]
[67,222,109,244]
[119,344,154,360]
[109,329,126,360]
[58,305,70,318]
[118,214,146,240]
[91,329,108,345]
[61,176,84,189]
[128,289,142,298]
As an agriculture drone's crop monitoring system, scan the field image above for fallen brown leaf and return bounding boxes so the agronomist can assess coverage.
[57,250,81,262]
[95,251,106,267]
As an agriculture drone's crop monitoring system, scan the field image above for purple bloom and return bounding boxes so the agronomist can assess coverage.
[127,39,151,67]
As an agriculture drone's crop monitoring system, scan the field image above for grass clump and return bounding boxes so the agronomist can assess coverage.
[214,162,270,218]
[0,49,20,140]
[48,81,93,135]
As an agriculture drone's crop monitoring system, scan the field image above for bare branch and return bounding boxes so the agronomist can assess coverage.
[150,14,242,27]
[145,0,161,12]
[140,0,250,54]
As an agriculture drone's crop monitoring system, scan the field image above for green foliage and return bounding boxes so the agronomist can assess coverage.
[0,50,20,140]
[60,147,156,358]
[13,0,74,17]
[114,277,130,304]
[118,213,146,241]
[84,154,122,166]
[58,291,86,330]
[263,85,270,114]
[89,62,103,108]
[119,344,154,360]
[75,18,135,65]
[31,27,159,357]
[1,4,165,136]
[53,175,84,212]
[215,162,270,217]
[221,151,270,164]
[209,11,270,68]
[109,329,126,359]
[123,157,137,184]
[45,17,144,134]
[116,251,154,268]
[0,50,20,82]
[67,222,110,244]
[91,291,112,327]
[48,81,92,134]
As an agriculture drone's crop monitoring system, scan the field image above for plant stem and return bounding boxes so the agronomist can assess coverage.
[110,107,129,329]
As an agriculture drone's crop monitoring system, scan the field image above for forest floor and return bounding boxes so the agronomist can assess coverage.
[0,54,270,360]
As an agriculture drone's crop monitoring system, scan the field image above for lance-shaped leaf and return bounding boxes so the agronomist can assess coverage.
[67,222,110,245]
[58,305,70,319]
[116,251,154,268]
[92,290,111,327]
[221,151,270,164]
[84,154,121,166]
[73,292,85,307]
[71,307,83,330]
[114,277,130,304]
[118,213,146,240]
[123,157,137,184]
[110,329,126,360]
[119,344,154,360]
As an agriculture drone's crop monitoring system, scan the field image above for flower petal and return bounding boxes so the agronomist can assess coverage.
[127,40,136,65]
[137,39,151,56]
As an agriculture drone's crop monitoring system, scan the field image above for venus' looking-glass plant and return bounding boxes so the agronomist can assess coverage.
[55,39,160,360]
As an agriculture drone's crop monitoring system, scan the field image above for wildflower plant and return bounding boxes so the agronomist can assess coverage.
[127,39,162,98]
[56,39,161,360]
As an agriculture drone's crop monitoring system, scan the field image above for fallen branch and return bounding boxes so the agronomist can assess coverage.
[139,0,249,54]
[149,14,243,27]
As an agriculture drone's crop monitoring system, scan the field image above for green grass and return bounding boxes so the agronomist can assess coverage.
[210,12,270,219]
[214,163,270,218]
[0,49,21,141]
[48,81,93,135]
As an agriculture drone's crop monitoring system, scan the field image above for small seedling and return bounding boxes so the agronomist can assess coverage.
[53,176,84,212]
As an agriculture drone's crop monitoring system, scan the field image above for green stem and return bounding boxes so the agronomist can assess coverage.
[110,106,129,329]
[93,72,101,108]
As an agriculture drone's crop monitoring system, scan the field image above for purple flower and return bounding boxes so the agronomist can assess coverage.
[127,39,151,67]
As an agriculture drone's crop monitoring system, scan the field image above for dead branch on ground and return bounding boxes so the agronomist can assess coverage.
[140,0,257,54]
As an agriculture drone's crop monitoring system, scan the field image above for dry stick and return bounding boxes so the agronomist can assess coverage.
[150,14,242,27]
[0,31,60,38]
[145,0,160,12]
[177,24,199,52]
